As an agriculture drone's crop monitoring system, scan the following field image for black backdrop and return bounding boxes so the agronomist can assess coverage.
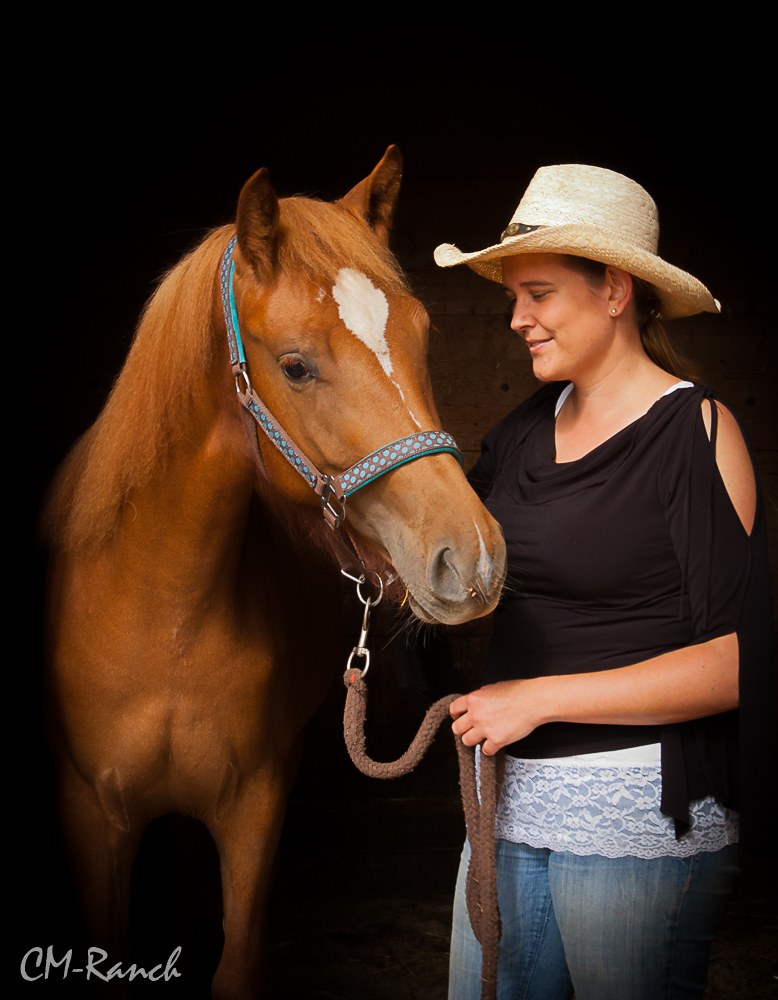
[17,54,773,994]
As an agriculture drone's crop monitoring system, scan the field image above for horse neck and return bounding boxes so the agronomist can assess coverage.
[112,371,259,610]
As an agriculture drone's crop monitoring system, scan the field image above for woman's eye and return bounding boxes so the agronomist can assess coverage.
[280,358,314,383]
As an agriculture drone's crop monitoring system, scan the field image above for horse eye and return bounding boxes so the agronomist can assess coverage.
[280,357,313,383]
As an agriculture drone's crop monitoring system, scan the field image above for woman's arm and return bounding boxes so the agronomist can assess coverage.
[450,632,738,755]
[702,399,756,534]
[452,398,756,756]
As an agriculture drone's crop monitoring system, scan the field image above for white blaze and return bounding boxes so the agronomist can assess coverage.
[332,268,422,428]
[474,521,494,591]
[332,268,392,377]
[392,382,422,429]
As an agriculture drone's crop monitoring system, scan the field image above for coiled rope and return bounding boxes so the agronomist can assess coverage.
[343,667,504,1000]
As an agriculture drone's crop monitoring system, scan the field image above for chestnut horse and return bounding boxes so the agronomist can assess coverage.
[42,147,505,998]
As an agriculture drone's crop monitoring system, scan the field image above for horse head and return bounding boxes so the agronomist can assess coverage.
[228,146,506,624]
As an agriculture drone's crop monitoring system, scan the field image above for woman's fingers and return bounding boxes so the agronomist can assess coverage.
[449,680,541,752]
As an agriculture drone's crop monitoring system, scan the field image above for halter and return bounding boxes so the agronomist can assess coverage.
[220,236,463,528]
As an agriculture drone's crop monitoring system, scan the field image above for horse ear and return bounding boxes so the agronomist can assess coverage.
[339,145,403,244]
[236,167,279,279]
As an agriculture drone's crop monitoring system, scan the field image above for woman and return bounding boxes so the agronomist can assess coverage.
[434,165,773,999]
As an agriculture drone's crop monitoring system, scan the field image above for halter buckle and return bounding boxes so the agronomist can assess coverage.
[317,477,346,529]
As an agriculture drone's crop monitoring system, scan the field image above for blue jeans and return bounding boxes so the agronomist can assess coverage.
[449,839,739,1000]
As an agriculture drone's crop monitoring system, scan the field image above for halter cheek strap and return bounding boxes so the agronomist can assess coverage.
[220,236,463,528]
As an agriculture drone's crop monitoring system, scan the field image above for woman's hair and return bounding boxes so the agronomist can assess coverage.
[559,255,700,382]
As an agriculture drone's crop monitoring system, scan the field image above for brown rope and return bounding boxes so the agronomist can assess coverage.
[343,667,504,1000]
[455,738,504,1000]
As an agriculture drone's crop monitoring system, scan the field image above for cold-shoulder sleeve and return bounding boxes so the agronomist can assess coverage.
[658,388,774,850]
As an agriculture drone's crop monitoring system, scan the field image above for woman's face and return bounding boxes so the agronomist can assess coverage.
[501,254,622,385]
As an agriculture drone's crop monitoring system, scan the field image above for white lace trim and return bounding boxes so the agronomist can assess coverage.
[491,755,739,860]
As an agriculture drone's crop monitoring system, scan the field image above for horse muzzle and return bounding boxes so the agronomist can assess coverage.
[405,526,507,625]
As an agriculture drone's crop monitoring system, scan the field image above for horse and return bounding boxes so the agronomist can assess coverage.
[41,146,506,998]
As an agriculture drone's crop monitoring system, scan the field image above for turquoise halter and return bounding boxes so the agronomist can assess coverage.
[220,236,463,528]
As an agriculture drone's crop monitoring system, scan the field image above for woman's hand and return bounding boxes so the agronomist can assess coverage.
[450,633,739,757]
[450,679,547,756]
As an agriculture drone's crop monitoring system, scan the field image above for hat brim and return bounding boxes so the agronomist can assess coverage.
[434,224,719,320]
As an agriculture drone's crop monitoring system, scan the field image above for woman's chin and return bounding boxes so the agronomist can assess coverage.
[532,364,556,383]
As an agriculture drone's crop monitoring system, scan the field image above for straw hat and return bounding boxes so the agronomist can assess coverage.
[434,164,719,320]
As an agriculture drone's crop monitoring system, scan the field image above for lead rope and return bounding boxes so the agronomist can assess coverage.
[341,576,504,1000]
[457,740,504,1000]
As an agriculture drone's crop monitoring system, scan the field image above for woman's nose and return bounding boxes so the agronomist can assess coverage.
[510,305,534,333]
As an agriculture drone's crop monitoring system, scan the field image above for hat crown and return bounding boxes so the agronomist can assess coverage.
[510,164,659,255]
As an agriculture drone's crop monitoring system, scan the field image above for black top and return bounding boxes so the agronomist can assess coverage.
[469,382,774,848]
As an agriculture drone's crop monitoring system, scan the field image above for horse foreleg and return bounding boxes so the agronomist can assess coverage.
[209,771,291,1000]
[57,761,143,992]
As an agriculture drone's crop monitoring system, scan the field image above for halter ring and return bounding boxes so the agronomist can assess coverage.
[234,368,252,395]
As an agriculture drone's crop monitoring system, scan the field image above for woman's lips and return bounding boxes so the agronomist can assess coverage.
[526,338,552,354]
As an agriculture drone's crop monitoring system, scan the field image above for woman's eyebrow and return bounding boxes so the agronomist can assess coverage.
[502,279,554,292]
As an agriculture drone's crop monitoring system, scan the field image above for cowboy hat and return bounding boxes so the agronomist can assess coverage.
[434,164,719,320]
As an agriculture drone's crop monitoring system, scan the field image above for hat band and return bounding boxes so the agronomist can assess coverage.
[500,223,541,242]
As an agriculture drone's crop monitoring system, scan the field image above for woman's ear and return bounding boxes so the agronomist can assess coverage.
[605,266,633,316]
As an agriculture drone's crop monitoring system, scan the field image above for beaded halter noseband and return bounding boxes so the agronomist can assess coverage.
[220,236,463,528]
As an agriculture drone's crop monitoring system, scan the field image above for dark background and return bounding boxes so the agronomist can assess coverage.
[30,65,772,498]
[17,44,774,997]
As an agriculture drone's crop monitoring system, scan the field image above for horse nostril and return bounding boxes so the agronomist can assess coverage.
[428,545,470,602]
[426,534,504,608]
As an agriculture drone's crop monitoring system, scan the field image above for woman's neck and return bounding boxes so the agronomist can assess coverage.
[554,353,680,463]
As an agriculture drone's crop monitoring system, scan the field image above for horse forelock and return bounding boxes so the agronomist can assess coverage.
[274,197,409,295]
[42,194,411,554]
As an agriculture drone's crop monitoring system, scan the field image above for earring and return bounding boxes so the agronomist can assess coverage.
[611,308,617,315]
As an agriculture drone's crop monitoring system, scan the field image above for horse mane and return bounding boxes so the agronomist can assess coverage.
[42,196,409,554]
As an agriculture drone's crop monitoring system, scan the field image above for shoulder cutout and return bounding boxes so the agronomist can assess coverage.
[701,400,757,535]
